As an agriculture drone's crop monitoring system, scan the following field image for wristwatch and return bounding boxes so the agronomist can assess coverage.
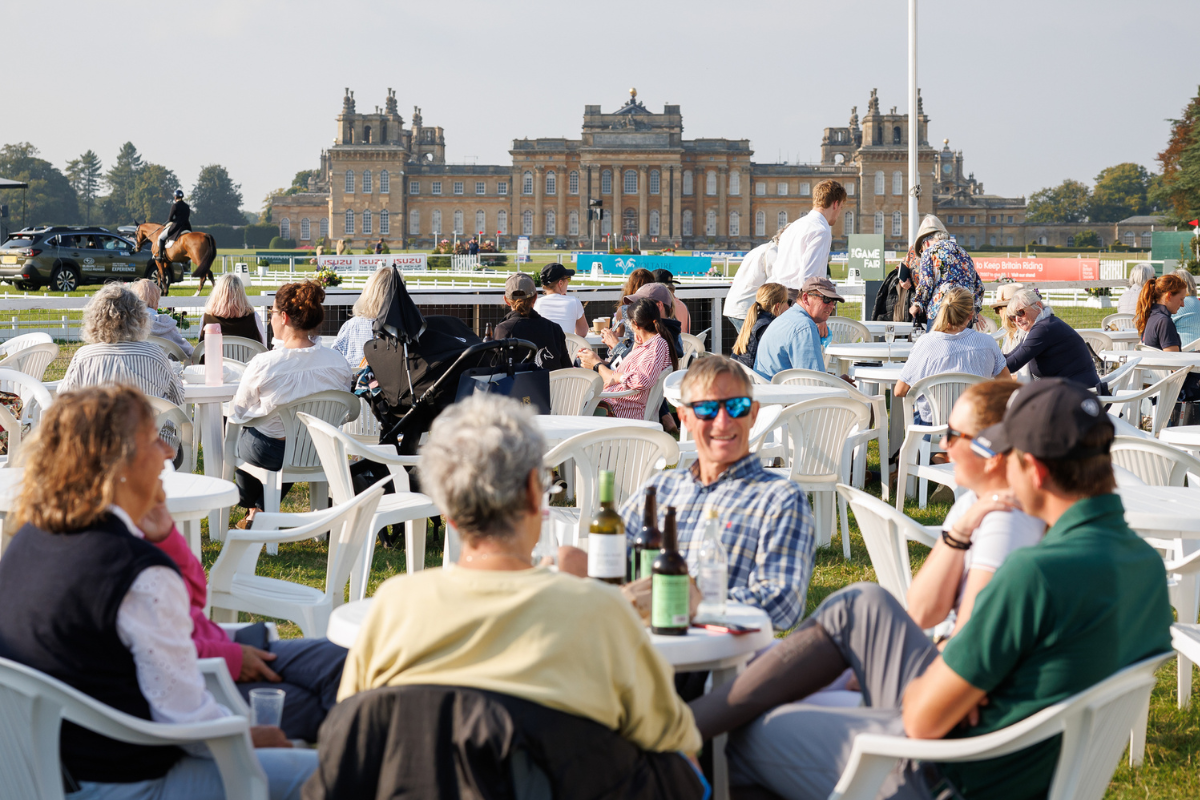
[592,362,603,373]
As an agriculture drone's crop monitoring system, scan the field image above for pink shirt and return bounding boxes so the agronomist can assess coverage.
[605,335,673,420]
[154,530,243,680]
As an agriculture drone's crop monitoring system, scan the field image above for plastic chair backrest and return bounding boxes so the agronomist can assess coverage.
[1102,357,1142,392]
[836,484,930,605]
[0,368,53,427]
[772,368,876,409]
[1104,367,1192,437]
[641,367,673,422]
[148,396,195,473]
[0,333,52,358]
[273,391,360,471]
[680,333,705,357]
[1079,330,1114,355]
[902,372,986,427]
[694,329,710,347]
[548,368,603,416]
[147,335,188,363]
[770,396,871,481]
[1103,313,1136,331]
[562,333,589,362]
[299,414,359,507]
[191,335,268,366]
[732,359,770,385]
[0,343,58,382]
[1111,435,1200,487]
[342,396,382,443]
[826,317,871,345]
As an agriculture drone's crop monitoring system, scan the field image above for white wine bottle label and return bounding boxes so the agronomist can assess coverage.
[652,574,691,628]
[587,534,626,578]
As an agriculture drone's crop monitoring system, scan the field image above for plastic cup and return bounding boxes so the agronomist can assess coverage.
[249,688,285,727]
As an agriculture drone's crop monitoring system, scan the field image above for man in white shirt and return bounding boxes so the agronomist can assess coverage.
[722,240,778,333]
[534,263,589,336]
[774,179,846,300]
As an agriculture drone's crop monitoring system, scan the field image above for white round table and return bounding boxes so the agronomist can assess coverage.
[663,383,846,409]
[535,415,661,444]
[1100,350,1200,370]
[0,468,239,559]
[825,342,912,374]
[1077,329,1139,350]
[1161,426,1200,455]
[179,367,242,540]
[861,321,915,341]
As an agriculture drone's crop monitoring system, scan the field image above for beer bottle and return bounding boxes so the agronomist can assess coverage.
[631,486,661,581]
[651,507,690,635]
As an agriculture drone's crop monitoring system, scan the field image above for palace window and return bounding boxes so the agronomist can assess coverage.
[682,170,693,196]
[569,171,579,195]
[569,209,580,236]
[453,181,463,195]
[844,211,854,234]
[968,235,976,248]
[1007,215,1014,224]
[345,170,355,194]
[300,218,310,241]
[624,170,638,194]
[475,210,486,235]
[497,181,508,195]
[319,218,328,239]
[601,170,613,195]
[432,209,443,234]
[777,211,788,230]
[409,180,419,195]
[522,210,533,236]
[650,169,660,195]
[546,171,556,195]
[522,171,533,195]
[497,209,508,235]
[682,210,693,236]
[874,171,885,195]
[777,182,788,196]
[706,170,717,196]
[280,218,290,239]
[799,182,810,197]
[891,211,902,236]
[1141,232,1152,248]
[601,211,612,236]
[362,210,372,235]
[453,210,463,234]
[432,181,442,195]
[989,235,997,246]
[969,215,976,224]
[344,209,354,234]
[874,212,884,234]
[957,215,964,224]
[729,211,740,237]
[363,170,373,194]
[380,171,389,194]
[705,209,717,236]
[846,182,855,196]
[989,215,997,224]
[892,171,903,196]
[409,209,419,235]
[755,211,765,236]
[1038,236,1048,246]
[729,170,740,196]
[756,182,766,196]
[475,181,486,195]
[1006,235,1014,247]
[363,125,372,144]
[380,210,390,235]
[893,126,902,145]
[623,208,637,235]
[649,209,660,236]
[546,209,556,236]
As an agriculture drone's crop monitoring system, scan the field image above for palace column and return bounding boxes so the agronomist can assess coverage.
[533,166,544,238]
[660,167,670,242]
[638,165,649,240]
[696,170,705,242]
[741,168,751,244]
[670,167,682,243]
[579,164,590,243]
[611,164,623,245]
[718,166,729,241]
[557,166,566,241]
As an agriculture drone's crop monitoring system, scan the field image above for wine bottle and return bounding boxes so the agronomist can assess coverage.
[631,486,661,581]
[587,470,625,585]
[695,508,729,623]
[651,507,690,635]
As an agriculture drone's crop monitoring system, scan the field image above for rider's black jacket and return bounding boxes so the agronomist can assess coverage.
[166,200,191,230]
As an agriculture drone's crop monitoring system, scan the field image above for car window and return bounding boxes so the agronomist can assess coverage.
[59,235,76,248]
[0,235,39,250]
[100,236,125,250]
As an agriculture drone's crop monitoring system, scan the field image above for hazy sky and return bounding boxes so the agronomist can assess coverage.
[6,0,1197,213]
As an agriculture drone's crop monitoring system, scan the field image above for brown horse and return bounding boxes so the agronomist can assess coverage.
[132,222,217,296]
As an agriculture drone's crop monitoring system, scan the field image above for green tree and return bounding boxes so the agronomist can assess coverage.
[128,164,181,223]
[259,188,287,223]
[1025,179,1091,223]
[190,164,245,225]
[65,150,103,225]
[0,142,80,226]
[1073,229,1100,248]
[1088,163,1153,222]
[105,142,144,222]
[286,169,317,195]
[1154,86,1200,226]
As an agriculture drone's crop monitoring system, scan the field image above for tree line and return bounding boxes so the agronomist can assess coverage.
[1026,86,1200,227]
[0,142,248,230]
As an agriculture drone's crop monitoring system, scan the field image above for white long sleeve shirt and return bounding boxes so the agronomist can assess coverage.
[722,242,778,320]
[773,209,832,290]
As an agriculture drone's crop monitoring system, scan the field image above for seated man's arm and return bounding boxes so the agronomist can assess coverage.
[727,492,815,631]
[903,657,988,739]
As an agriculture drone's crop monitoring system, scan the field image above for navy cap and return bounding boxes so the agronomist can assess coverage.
[540,263,575,284]
[974,379,1113,460]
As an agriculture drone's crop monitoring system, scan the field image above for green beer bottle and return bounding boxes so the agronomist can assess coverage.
[651,506,690,636]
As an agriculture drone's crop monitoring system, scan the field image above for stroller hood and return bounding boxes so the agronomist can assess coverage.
[374,266,426,343]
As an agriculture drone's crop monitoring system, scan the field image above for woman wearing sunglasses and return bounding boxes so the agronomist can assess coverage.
[905,380,1046,646]
[1002,287,1104,390]
[579,297,679,421]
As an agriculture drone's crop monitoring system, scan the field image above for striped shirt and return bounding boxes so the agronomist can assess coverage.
[604,334,672,420]
[619,454,815,630]
[60,341,185,406]
[332,316,375,367]
[899,328,1007,422]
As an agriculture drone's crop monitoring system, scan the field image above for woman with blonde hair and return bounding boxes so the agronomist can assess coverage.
[612,268,653,338]
[199,273,266,345]
[732,283,788,369]
[895,286,1010,424]
[333,267,398,366]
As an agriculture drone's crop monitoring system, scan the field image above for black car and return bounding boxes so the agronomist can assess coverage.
[0,226,186,292]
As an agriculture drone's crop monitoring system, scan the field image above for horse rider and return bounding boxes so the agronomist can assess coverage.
[158,189,191,265]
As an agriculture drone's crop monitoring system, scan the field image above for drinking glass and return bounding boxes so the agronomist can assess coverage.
[884,324,895,362]
[249,688,285,727]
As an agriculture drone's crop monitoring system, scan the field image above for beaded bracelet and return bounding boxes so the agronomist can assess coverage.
[941,528,972,550]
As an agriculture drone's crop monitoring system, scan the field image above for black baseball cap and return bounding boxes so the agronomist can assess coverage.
[540,263,575,284]
[974,379,1113,460]
[652,268,675,286]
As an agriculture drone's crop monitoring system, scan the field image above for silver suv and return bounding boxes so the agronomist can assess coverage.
[0,226,185,292]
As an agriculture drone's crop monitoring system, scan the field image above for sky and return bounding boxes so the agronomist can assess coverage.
[5,0,1198,213]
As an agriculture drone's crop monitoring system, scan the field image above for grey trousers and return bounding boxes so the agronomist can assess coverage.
[727,583,941,800]
[236,638,347,742]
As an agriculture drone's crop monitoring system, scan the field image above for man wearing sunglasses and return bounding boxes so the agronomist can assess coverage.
[753,276,843,380]
[618,356,816,633]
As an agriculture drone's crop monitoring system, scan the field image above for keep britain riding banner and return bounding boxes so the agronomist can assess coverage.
[972,257,1100,283]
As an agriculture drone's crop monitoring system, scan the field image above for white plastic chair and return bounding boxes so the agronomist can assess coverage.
[222,390,360,554]
[0,332,52,357]
[895,373,985,510]
[147,334,189,363]
[0,342,58,381]
[836,484,938,606]
[342,396,383,443]
[1111,435,1200,487]
[208,480,386,637]
[0,656,267,800]
[1182,337,1200,353]
[191,335,268,366]
[680,332,706,363]
[298,413,440,601]
[601,366,672,423]
[549,368,603,416]
[760,397,872,559]
[772,368,890,501]
[1101,356,1142,393]
[562,332,590,362]
[732,359,771,385]
[1079,330,1114,356]
[0,368,54,430]
[542,427,680,546]
[148,396,195,474]
[1103,313,1136,331]
[1097,366,1191,437]
[826,317,872,345]
[827,652,1173,799]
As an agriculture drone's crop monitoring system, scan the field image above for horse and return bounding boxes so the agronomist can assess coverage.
[132,222,217,296]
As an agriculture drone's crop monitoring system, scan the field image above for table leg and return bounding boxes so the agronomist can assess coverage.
[197,402,228,542]
[709,662,747,800]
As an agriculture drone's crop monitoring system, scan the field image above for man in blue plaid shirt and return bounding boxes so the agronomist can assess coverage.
[620,356,815,631]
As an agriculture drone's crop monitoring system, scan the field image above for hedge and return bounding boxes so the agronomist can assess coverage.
[194,224,243,249]
[244,224,280,248]
[269,237,297,249]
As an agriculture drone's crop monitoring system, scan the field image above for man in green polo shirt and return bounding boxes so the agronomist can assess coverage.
[689,379,1172,800]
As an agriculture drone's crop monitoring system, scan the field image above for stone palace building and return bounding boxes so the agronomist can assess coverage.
[272,88,1159,251]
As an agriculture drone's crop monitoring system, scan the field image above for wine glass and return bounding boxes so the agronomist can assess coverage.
[884,324,895,362]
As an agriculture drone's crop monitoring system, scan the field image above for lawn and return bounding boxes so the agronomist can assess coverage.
[192,442,1200,798]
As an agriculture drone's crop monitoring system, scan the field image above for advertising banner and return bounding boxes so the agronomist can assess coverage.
[580,254,713,276]
[972,257,1099,283]
[317,254,427,271]
[517,237,531,264]
[693,250,748,259]
[848,234,886,281]
[571,251,609,263]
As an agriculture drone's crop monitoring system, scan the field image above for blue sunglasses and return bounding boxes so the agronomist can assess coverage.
[685,396,753,421]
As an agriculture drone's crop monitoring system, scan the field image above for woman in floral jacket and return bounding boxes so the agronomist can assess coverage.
[909,234,984,329]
